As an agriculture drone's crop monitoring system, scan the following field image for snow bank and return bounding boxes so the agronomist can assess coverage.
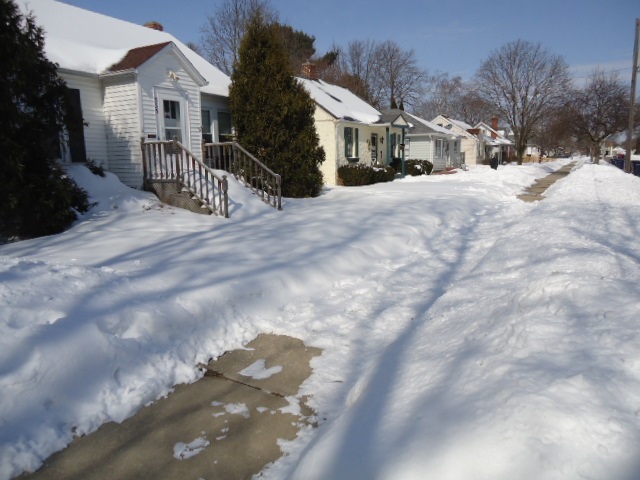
[2,159,640,480]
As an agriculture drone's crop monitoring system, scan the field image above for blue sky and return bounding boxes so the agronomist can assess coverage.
[62,0,638,83]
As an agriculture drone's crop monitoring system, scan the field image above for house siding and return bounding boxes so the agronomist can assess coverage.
[460,138,479,166]
[137,49,203,159]
[59,72,109,168]
[313,107,339,185]
[432,115,480,166]
[406,136,433,163]
[102,75,142,187]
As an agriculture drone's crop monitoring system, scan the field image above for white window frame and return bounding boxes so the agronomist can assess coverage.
[155,88,189,148]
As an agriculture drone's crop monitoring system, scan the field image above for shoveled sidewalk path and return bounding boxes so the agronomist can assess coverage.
[20,334,321,480]
[517,162,578,202]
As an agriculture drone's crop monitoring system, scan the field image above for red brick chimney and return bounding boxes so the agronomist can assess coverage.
[491,117,498,139]
[301,62,318,80]
[143,21,164,31]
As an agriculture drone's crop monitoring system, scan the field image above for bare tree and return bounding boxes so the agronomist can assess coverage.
[475,40,571,164]
[415,72,464,120]
[531,106,575,157]
[566,69,629,162]
[199,0,277,76]
[415,73,493,125]
[456,90,494,126]
[371,40,427,110]
[320,40,377,104]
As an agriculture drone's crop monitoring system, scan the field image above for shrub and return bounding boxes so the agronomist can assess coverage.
[0,0,90,240]
[372,165,396,183]
[406,160,434,176]
[391,158,433,176]
[338,164,396,186]
[338,163,374,186]
[86,158,106,177]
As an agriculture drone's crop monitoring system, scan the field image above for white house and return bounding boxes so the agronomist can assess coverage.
[473,121,514,163]
[432,115,481,166]
[387,110,463,172]
[297,64,407,186]
[17,0,232,188]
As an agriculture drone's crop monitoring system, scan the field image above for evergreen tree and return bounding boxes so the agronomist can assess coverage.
[0,0,88,241]
[229,14,324,198]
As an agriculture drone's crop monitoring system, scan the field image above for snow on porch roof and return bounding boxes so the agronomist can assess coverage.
[16,0,230,97]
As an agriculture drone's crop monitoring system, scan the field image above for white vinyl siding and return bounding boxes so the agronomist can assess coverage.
[59,72,108,168]
[405,136,433,162]
[102,76,142,187]
[137,48,202,158]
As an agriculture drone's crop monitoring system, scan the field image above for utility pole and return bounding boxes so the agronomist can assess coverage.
[626,18,639,173]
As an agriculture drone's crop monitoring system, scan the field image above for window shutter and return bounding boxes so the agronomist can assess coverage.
[355,128,359,157]
[344,127,351,157]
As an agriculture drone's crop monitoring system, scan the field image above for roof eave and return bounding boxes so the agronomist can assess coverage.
[99,68,137,79]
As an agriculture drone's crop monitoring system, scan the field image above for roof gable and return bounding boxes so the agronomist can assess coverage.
[433,115,478,140]
[399,111,461,137]
[108,42,171,71]
[106,41,208,87]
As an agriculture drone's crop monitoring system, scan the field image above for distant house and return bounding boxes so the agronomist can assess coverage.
[386,111,463,171]
[432,115,481,166]
[433,115,517,165]
[17,0,232,188]
[472,120,514,163]
[298,64,407,186]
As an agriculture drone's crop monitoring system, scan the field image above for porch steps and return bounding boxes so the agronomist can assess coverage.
[146,181,212,215]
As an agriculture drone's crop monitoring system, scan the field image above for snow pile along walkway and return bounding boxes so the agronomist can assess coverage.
[2,159,640,480]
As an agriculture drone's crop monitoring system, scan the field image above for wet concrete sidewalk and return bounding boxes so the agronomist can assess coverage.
[20,334,321,480]
[517,162,578,202]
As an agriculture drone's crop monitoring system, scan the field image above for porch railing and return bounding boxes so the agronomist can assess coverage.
[203,142,282,210]
[141,138,229,218]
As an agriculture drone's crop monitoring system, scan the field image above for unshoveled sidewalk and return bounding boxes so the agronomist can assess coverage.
[20,334,321,480]
[517,162,578,202]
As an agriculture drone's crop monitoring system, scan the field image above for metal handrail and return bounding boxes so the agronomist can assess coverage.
[141,138,229,218]
[203,141,282,210]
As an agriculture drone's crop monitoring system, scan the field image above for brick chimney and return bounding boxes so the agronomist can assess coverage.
[143,21,164,31]
[301,62,318,80]
[491,117,499,139]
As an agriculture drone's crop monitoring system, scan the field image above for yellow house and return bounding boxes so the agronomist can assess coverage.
[298,65,407,186]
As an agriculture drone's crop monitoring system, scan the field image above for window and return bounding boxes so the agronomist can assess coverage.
[390,133,397,158]
[163,100,182,142]
[218,111,232,142]
[435,139,443,158]
[63,88,87,163]
[344,126,359,159]
[453,141,458,153]
[201,109,212,143]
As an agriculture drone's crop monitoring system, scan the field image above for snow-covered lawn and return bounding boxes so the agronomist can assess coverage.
[1,158,640,480]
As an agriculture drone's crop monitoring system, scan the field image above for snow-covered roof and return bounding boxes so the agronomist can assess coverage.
[475,122,514,146]
[16,0,230,97]
[432,115,478,141]
[450,118,474,131]
[402,111,462,138]
[298,77,382,124]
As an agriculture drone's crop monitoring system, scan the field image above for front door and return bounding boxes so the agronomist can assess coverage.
[162,99,183,143]
[156,89,189,147]
[371,134,378,165]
